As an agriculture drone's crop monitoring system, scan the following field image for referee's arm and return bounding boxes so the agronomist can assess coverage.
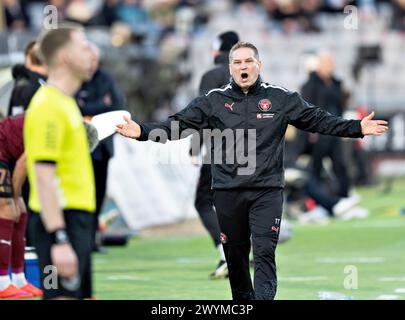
[34,162,78,278]
[34,162,65,232]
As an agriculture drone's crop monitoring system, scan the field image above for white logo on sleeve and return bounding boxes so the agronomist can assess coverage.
[0,239,12,246]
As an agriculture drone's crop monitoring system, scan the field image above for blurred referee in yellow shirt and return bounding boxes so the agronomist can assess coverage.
[24,25,96,300]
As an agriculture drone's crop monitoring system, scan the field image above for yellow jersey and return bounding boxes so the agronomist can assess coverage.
[24,84,96,213]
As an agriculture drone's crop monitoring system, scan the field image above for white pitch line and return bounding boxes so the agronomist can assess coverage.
[107,275,150,281]
[379,277,405,282]
[376,295,399,300]
[318,291,353,300]
[317,257,385,264]
[394,288,405,293]
[278,276,328,282]
[351,222,405,228]
[94,259,107,264]
[176,258,207,263]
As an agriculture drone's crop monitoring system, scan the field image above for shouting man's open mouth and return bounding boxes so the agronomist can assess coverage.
[241,72,249,83]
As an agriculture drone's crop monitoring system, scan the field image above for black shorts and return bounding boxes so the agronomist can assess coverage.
[0,160,13,198]
[30,210,93,299]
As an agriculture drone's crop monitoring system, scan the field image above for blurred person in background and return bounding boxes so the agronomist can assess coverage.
[301,51,353,198]
[115,0,155,35]
[7,40,48,248]
[272,0,301,33]
[235,0,260,9]
[0,113,43,299]
[299,51,370,220]
[99,0,121,26]
[48,0,68,24]
[3,0,29,31]
[391,0,405,31]
[0,3,4,31]
[302,173,369,222]
[299,0,322,32]
[321,0,357,12]
[8,40,48,117]
[76,43,125,253]
[263,0,322,33]
[116,0,149,24]
[190,31,239,280]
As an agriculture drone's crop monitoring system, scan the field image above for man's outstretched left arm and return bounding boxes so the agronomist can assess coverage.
[285,91,388,137]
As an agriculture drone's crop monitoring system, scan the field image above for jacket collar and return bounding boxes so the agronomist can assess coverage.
[230,75,262,96]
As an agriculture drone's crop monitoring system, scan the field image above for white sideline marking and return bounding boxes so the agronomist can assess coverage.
[176,258,195,263]
[176,258,207,263]
[379,277,405,282]
[107,275,149,281]
[376,295,399,300]
[394,288,405,293]
[278,276,327,282]
[352,221,405,228]
[317,257,385,264]
[94,259,107,264]
[377,160,405,177]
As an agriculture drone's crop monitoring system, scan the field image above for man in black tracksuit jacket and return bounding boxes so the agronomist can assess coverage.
[301,51,351,198]
[76,44,125,254]
[116,42,388,300]
[8,41,47,117]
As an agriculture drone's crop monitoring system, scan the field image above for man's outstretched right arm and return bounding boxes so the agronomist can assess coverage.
[116,96,212,142]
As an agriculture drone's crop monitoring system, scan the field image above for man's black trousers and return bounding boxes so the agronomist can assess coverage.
[312,135,350,198]
[213,187,283,300]
[195,164,221,247]
[92,158,109,249]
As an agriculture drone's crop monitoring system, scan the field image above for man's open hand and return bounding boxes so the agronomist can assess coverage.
[360,111,389,136]
[115,116,141,139]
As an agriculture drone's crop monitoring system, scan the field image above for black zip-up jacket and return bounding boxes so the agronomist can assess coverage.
[76,68,125,160]
[139,77,363,189]
[199,53,231,96]
[7,64,46,116]
[301,71,345,117]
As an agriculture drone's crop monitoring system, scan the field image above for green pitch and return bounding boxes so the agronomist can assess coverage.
[93,179,405,300]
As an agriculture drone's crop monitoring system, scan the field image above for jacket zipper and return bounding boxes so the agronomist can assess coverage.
[245,95,249,132]
[244,95,249,162]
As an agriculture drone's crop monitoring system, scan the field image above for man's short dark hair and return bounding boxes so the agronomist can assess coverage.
[229,42,260,62]
[37,24,83,66]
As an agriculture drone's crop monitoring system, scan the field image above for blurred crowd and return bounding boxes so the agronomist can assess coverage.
[1,0,405,34]
[0,6,387,291]
[0,0,208,36]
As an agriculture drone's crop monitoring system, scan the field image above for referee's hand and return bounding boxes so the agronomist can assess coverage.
[51,243,78,279]
[360,111,389,136]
